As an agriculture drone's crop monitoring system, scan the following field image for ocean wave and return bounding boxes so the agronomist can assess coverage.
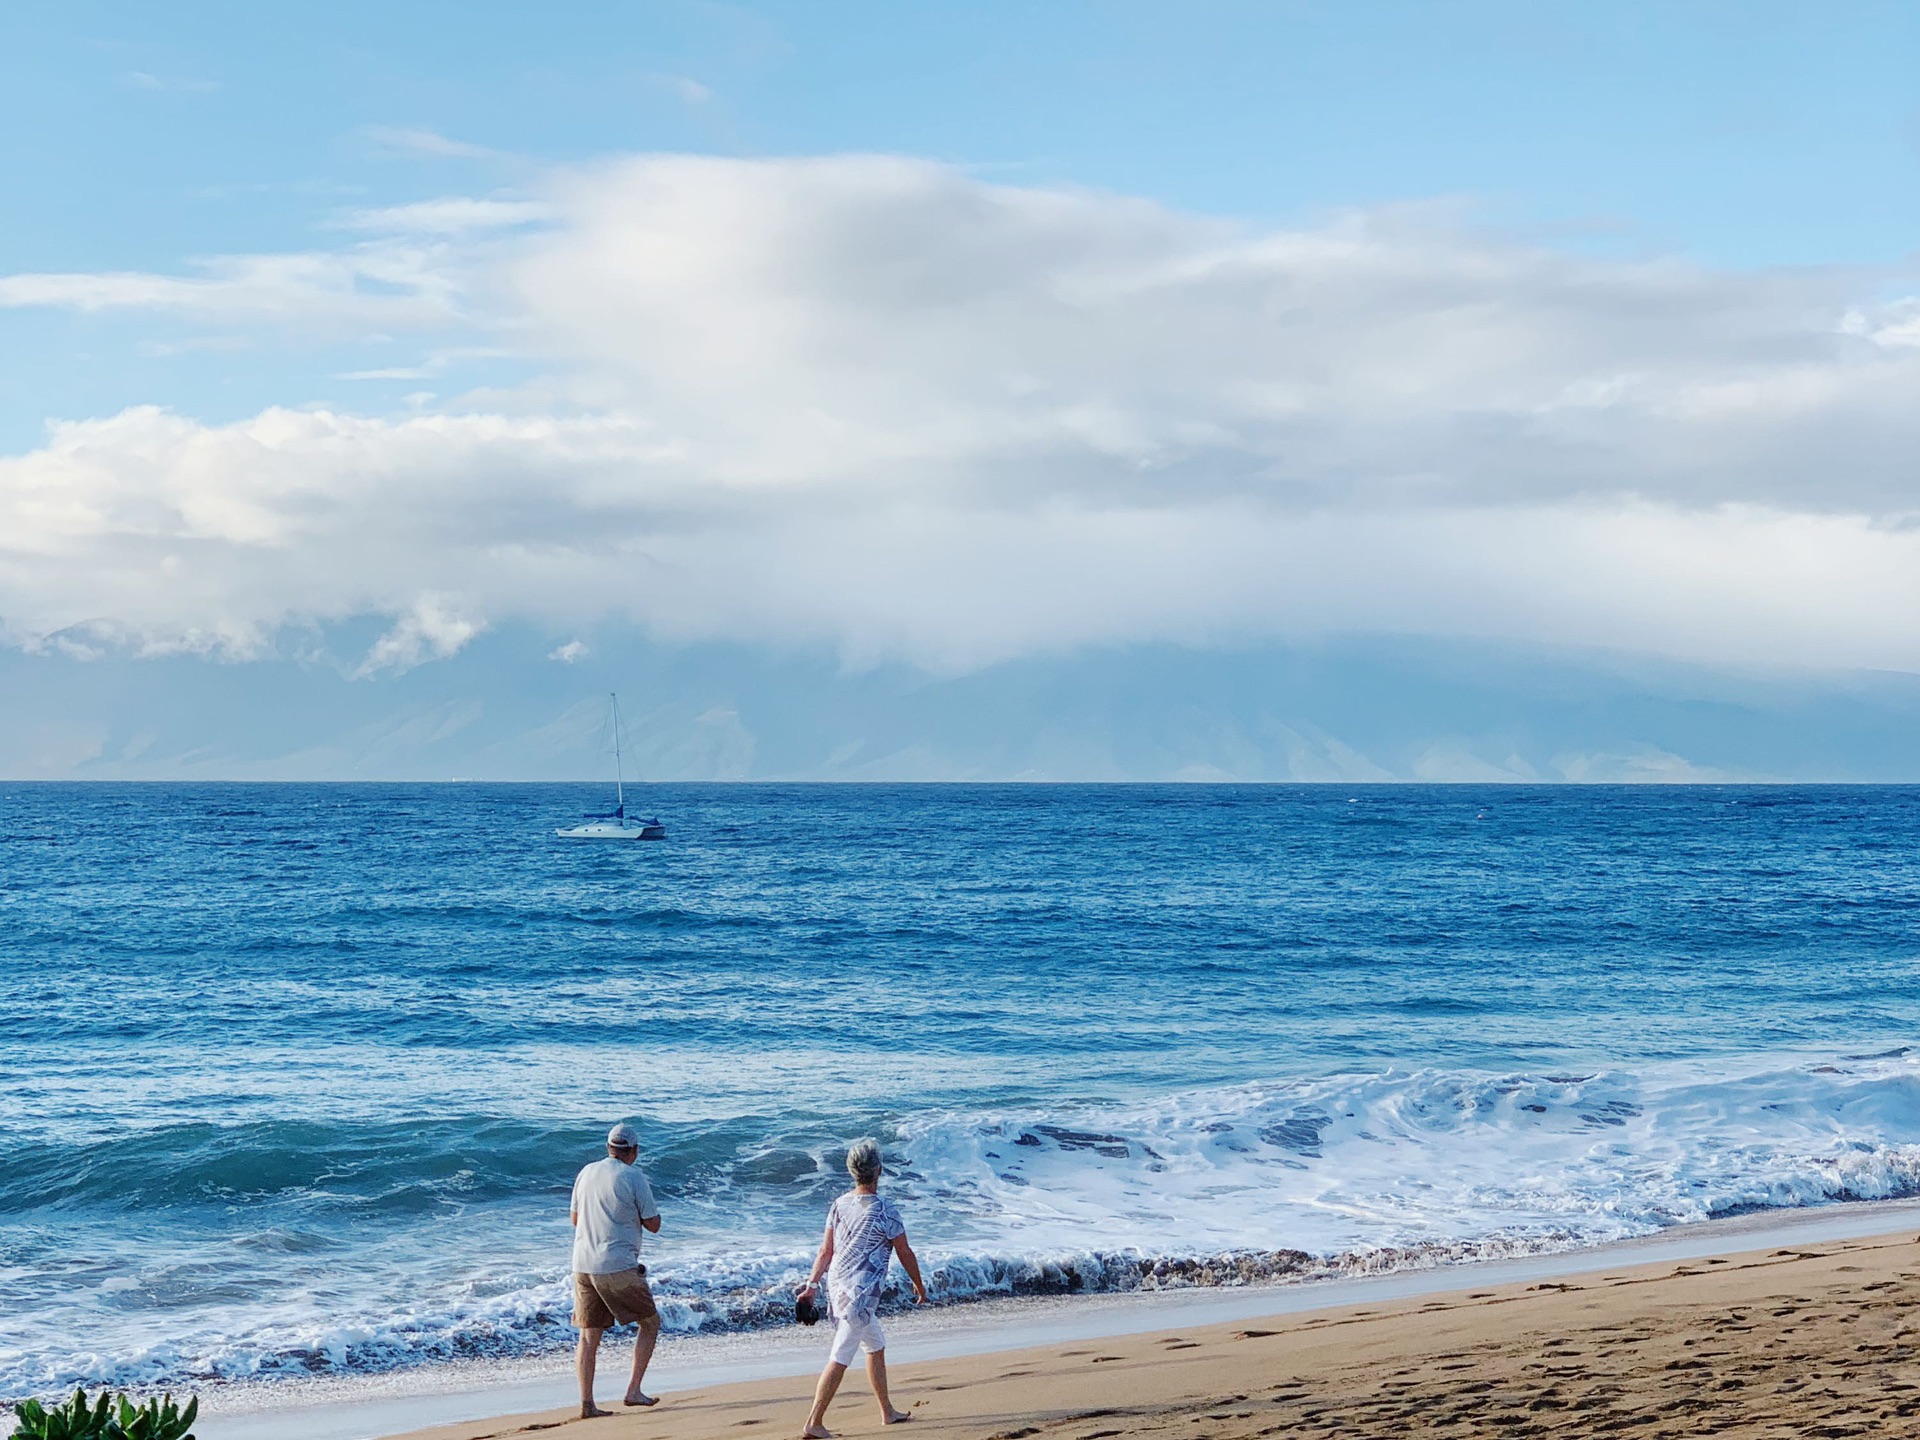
[0,1119,587,1215]
[9,1055,1920,1401]
[889,1056,1920,1257]
[0,1235,1605,1398]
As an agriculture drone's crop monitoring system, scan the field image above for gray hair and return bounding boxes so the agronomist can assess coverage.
[845,1138,883,1184]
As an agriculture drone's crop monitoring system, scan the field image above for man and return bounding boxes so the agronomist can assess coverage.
[570,1121,664,1419]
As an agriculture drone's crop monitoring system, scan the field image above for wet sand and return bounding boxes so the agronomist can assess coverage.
[388,1228,1920,1440]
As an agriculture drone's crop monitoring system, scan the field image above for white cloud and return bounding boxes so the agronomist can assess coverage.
[549,639,590,663]
[336,365,437,381]
[2,154,1918,675]
[356,593,485,676]
[644,74,712,106]
[363,127,503,161]
[0,245,466,330]
[1843,299,1920,349]
[342,197,555,235]
[139,335,253,357]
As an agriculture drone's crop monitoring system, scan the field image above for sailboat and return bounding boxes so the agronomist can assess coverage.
[556,693,666,840]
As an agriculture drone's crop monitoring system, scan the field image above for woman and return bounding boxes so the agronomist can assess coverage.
[797,1139,929,1438]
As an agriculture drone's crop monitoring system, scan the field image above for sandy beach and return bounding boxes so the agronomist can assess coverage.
[377,1226,1920,1440]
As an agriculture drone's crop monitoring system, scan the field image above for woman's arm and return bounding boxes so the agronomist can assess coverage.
[797,1222,836,1297]
[891,1233,928,1303]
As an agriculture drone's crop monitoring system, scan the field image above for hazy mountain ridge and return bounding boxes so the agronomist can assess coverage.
[8,629,1920,783]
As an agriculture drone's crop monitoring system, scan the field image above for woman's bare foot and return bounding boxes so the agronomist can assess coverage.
[624,1392,659,1407]
[883,1410,913,1425]
[802,1426,833,1439]
[581,1402,613,1419]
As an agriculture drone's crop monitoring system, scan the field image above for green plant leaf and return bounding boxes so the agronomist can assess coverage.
[6,1388,200,1440]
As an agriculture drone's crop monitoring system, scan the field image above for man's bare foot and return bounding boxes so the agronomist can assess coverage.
[802,1426,833,1438]
[882,1410,913,1425]
[581,1402,613,1419]
[624,1392,659,1407]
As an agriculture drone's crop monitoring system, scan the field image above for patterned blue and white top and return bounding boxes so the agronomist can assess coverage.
[824,1191,907,1323]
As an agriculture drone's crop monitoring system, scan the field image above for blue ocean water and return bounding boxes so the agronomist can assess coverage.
[4,783,1920,1398]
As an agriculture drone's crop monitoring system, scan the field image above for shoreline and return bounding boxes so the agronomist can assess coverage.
[188,1196,1920,1440]
[380,1216,1920,1440]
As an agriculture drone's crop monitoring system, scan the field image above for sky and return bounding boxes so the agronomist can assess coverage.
[2,1,1918,780]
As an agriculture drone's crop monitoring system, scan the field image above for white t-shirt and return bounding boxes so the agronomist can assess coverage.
[825,1192,906,1323]
[570,1156,661,1275]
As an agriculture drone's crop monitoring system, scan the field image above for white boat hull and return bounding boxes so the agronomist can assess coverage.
[560,694,665,841]
[556,821,666,840]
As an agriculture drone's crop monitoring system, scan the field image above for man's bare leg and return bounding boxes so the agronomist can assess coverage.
[624,1317,662,1406]
[867,1350,911,1424]
[802,1359,848,1438]
[577,1327,611,1418]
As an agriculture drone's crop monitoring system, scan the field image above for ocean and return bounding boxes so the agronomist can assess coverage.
[5,782,1920,1401]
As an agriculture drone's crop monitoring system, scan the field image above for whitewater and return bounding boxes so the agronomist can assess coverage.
[5,783,1920,1401]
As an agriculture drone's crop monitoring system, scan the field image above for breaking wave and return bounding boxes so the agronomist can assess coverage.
[9,1053,1920,1399]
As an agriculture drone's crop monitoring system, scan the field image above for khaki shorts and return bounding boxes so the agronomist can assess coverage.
[574,1266,660,1331]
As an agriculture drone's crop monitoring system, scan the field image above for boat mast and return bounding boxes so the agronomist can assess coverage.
[611,692,626,816]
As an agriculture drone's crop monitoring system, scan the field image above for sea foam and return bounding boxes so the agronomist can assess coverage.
[7,1053,1920,1399]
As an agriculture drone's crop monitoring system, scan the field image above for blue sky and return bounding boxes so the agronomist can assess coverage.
[5,1,1916,443]
[2,2,1918,778]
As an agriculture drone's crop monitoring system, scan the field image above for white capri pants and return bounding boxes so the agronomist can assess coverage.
[829,1313,887,1366]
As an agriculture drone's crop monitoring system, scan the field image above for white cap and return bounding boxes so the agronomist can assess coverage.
[607,1123,639,1148]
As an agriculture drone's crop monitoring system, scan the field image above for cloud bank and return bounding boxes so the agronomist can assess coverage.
[3,154,1917,674]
